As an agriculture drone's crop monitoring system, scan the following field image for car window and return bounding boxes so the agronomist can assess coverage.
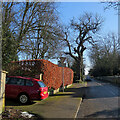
[7,78,17,85]
[37,81,46,87]
[16,78,25,86]
[7,78,25,86]
[26,80,33,86]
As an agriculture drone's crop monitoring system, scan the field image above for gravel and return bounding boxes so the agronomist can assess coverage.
[2,108,39,120]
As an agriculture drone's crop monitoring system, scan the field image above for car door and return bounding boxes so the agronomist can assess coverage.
[24,79,39,99]
[5,77,11,98]
[5,77,22,98]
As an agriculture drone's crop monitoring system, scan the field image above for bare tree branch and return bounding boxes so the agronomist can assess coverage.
[63,13,103,80]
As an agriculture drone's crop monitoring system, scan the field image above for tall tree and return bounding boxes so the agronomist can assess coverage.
[18,2,64,60]
[2,2,64,70]
[64,13,103,81]
[102,1,120,50]
[2,2,19,70]
[89,33,120,76]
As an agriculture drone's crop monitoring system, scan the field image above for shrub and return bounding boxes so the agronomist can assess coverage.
[7,59,74,90]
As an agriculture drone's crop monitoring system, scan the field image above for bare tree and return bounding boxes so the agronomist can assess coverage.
[64,13,103,81]
[89,33,120,76]
[2,2,64,68]
[103,1,119,10]
[102,1,120,49]
[17,2,64,60]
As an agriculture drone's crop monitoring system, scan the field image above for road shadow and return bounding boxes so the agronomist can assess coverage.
[85,108,120,118]
[52,93,74,96]
[84,85,120,99]
[5,99,36,106]
[52,81,120,100]
[52,85,87,99]
[95,79,120,88]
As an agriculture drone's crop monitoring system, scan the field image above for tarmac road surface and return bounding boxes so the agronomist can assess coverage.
[76,79,120,119]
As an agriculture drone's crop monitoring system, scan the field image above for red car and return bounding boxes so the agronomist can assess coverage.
[5,76,48,104]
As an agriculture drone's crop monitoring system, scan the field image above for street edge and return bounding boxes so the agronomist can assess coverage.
[74,97,82,119]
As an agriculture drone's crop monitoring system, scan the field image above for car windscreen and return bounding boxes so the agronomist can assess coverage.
[37,81,46,87]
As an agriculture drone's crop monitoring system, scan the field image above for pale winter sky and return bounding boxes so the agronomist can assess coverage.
[50,2,118,75]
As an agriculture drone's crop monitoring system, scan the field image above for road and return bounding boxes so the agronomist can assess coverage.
[76,79,120,118]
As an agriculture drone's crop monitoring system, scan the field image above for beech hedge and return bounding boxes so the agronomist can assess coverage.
[7,59,74,90]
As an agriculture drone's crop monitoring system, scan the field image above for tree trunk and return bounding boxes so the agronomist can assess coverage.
[79,55,83,81]
[79,60,82,81]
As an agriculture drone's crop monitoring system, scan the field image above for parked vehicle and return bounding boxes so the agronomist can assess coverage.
[5,76,48,104]
[85,76,92,82]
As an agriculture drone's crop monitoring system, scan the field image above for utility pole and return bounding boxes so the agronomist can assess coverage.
[58,57,66,92]
[0,71,8,119]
